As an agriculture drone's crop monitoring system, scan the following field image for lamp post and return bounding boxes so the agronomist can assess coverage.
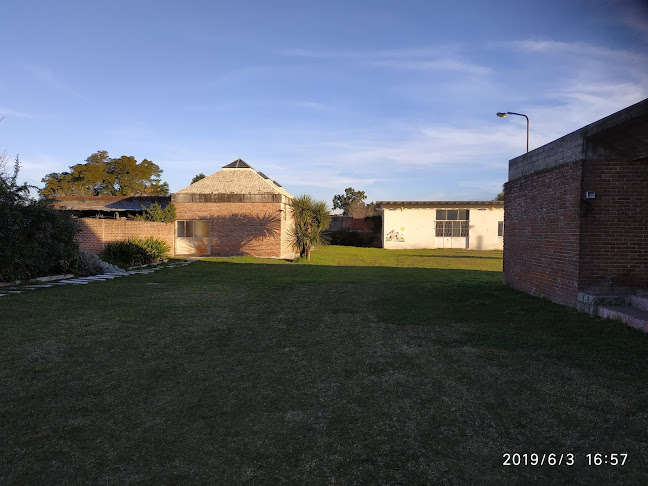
[497,111,529,153]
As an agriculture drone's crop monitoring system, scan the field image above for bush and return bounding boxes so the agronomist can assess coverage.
[328,229,379,247]
[134,202,176,223]
[0,157,80,282]
[136,236,170,261]
[99,237,170,269]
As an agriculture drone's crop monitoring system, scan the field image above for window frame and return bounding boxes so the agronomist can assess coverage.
[435,209,470,238]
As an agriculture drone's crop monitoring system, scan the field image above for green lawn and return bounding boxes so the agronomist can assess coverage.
[1,247,647,485]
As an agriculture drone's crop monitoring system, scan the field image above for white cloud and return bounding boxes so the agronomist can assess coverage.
[0,107,48,120]
[365,59,490,75]
[22,64,87,100]
[316,124,521,169]
[505,39,641,59]
[493,38,648,146]
[285,45,490,75]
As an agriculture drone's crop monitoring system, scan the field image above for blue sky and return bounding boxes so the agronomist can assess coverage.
[2,0,647,204]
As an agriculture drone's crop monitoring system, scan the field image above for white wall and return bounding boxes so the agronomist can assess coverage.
[382,206,503,250]
[468,207,504,250]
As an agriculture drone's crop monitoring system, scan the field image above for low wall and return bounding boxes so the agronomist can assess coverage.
[77,218,174,254]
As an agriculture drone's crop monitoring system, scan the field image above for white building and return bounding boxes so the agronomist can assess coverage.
[377,201,504,250]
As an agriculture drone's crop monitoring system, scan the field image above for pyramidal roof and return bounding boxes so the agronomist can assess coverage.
[175,159,293,198]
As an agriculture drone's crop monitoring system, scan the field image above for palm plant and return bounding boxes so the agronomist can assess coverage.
[289,194,332,261]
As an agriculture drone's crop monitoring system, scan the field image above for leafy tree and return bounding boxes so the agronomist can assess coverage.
[135,202,176,223]
[192,173,206,184]
[0,150,10,180]
[347,200,378,218]
[332,187,367,215]
[289,195,332,261]
[494,184,505,201]
[1,156,79,281]
[40,151,169,197]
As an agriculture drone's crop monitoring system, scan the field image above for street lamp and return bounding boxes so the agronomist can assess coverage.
[497,111,529,153]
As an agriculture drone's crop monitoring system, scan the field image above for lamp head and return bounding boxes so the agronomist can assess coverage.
[496,112,508,118]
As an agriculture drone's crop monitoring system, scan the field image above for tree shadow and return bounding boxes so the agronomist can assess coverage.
[208,212,282,256]
[409,254,503,260]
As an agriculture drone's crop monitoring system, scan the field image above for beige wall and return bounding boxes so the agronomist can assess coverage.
[468,207,504,250]
[382,206,504,250]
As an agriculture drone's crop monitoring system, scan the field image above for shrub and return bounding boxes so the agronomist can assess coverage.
[0,157,80,282]
[328,229,380,247]
[135,236,170,261]
[99,237,170,269]
[99,241,144,269]
[135,202,176,223]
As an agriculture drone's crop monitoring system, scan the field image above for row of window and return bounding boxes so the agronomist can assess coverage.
[436,209,469,221]
[435,220,469,237]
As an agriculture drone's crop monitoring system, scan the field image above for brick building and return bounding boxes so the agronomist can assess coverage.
[65,159,295,258]
[171,159,294,257]
[503,99,648,324]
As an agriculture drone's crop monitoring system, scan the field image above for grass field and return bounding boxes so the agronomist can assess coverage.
[1,246,647,485]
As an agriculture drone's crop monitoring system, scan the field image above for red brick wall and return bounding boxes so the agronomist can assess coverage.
[345,218,375,231]
[503,161,583,306]
[174,202,287,257]
[579,158,648,289]
[77,219,174,254]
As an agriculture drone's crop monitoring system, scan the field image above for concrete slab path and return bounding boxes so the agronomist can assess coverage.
[0,261,195,296]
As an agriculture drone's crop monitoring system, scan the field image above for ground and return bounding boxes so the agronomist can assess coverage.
[1,247,646,485]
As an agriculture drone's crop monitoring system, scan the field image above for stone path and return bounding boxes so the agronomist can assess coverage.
[0,261,194,297]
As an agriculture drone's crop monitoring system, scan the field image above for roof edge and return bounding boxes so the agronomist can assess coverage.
[376,201,504,207]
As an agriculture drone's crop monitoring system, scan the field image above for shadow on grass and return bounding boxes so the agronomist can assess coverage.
[408,254,503,260]
[2,258,647,485]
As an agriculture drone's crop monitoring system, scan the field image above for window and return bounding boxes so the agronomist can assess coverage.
[498,221,504,237]
[176,220,211,255]
[176,220,210,238]
[435,209,469,237]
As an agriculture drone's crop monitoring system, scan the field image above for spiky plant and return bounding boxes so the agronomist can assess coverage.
[289,194,332,261]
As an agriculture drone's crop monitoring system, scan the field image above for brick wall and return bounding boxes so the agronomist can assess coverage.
[77,219,174,254]
[77,203,295,258]
[174,202,289,257]
[503,161,583,307]
[579,158,648,289]
[504,100,648,309]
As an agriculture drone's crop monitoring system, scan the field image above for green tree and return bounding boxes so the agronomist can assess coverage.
[494,185,505,201]
[1,156,79,281]
[289,195,332,261]
[40,151,169,197]
[136,202,176,223]
[332,187,366,216]
[191,173,206,184]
